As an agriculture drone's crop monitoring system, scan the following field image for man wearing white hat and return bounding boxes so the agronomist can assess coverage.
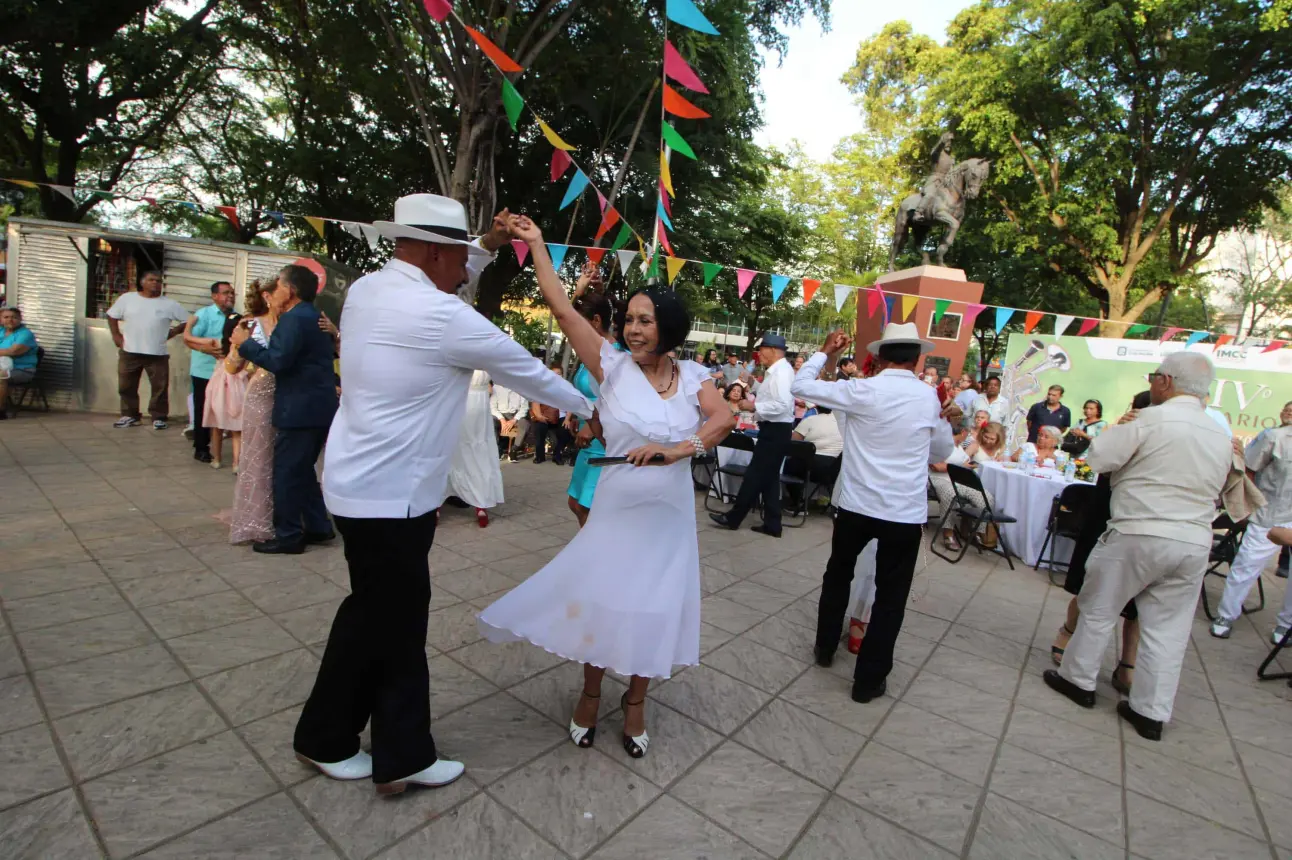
[791,323,960,703]
[293,194,592,795]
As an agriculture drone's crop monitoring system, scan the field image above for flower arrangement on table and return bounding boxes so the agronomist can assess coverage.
[1073,460,1095,482]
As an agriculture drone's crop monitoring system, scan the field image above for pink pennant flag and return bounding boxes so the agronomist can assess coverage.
[1159,326,1184,343]
[1263,340,1287,353]
[511,239,530,267]
[550,149,572,182]
[596,190,608,215]
[1076,318,1099,336]
[963,303,986,328]
[866,288,882,318]
[735,268,756,297]
[422,0,452,21]
[660,184,672,216]
[664,41,710,94]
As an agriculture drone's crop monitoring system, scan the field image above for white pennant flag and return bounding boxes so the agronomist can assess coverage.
[359,224,380,249]
[1053,314,1075,336]
[616,250,637,277]
[50,185,77,202]
[833,285,854,313]
[339,221,363,239]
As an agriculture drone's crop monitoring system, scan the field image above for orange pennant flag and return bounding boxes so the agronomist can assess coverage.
[660,151,674,197]
[464,26,523,73]
[537,119,575,151]
[586,248,607,265]
[304,216,326,238]
[8,179,39,189]
[662,84,711,120]
[665,257,687,284]
[900,294,919,321]
[1212,334,1234,351]
[594,207,621,242]
[1024,310,1044,333]
[801,278,821,304]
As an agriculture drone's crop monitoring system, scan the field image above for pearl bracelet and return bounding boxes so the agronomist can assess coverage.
[688,434,706,457]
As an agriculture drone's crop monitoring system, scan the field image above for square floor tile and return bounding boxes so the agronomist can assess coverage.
[651,664,770,734]
[990,744,1124,845]
[0,561,108,601]
[4,584,131,632]
[589,795,765,860]
[599,700,723,788]
[1126,791,1274,860]
[743,616,814,661]
[97,547,207,581]
[425,603,485,652]
[703,637,810,694]
[874,703,998,786]
[701,596,768,635]
[506,661,621,727]
[448,639,565,688]
[1003,705,1123,785]
[17,610,156,671]
[236,706,316,787]
[0,634,23,680]
[671,742,827,856]
[240,574,348,615]
[734,698,865,786]
[372,793,560,860]
[431,693,564,784]
[901,671,1012,737]
[137,793,339,859]
[788,795,955,859]
[168,617,300,677]
[777,668,893,736]
[0,790,100,860]
[1125,743,1263,837]
[273,599,343,646]
[34,643,187,718]
[715,581,797,615]
[200,648,320,726]
[0,723,68,809]
[116,568,229,609]
[140,591,263,639]
[969,793,1124,860]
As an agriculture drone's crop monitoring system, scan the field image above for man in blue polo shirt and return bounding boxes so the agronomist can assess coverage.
[1026,384,1072,443]
[0,306,38,419]
[183,281,236,462]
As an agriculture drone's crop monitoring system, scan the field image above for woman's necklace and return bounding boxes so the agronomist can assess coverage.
[640,357,677,393]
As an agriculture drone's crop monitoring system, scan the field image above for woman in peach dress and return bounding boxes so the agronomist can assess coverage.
[202,314,250,471]
[228,282,277,544]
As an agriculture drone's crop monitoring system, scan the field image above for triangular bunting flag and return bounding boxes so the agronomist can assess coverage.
[1077,318,1099,336]
[596,190,608,215]
[884,295,898,324]
[702,262,723,285]
[661,122,697,159]
[511,239,530,267]
[550,149,573,181]
[933,298,952,323]
[770,274,790,302]
[143,196,158,206]
[304,216,325,238]
[50,185,76,202]
[501,79,524,131]
[660,151,675,196]
[216,205,240,232]
[1263,340,1286,353]
[801,278,821,304]
[594,207,621,242]
[547,243,569,271]
[736,269,756,298]
[666,257,687,284]
[656,221,674,256]
[994,308,1015,333]
[265,210,285,226]
[359,224,380,249]
[660,185,672,216]
[1126,323,1150,336]
[179,201,200,212]
[1023,310,1044,333]
[340,221,362,239]
[866,288,882,318]
[464,26,523,73]
[901,294,919,322]
[586,248,607,266]
[1184,331,1209,348]
[8,179,38,189]
[422,0,452,21]
[662,84,711,119]
[963,303,986,329]
[646,251,661,280]
[666,0,720,34]
[1054,314,1074,336]
[1158,326,1184,343]
[610,223,633,252]
[663,41,710,94]
[93,190,115,200]
[538,119,575,151]
[559,170,590,209]
[616,250,637,276]
[1213,334,1234,351]
[657,198,674,231]
[834,285,853,313]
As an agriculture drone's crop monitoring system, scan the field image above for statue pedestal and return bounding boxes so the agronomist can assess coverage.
[855,266,984,378]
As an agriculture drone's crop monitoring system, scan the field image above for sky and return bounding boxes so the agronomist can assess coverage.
[754,0,974,161]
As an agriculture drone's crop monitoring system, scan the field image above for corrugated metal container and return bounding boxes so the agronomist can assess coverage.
[163,242,238,312]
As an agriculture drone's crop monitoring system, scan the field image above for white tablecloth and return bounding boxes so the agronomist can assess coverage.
[976,463,1079,567]
[710,446,752,500]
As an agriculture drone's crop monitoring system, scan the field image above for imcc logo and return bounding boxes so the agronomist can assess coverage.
[1214,347,1250,361]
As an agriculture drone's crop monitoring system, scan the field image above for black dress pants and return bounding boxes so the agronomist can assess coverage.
[727,421,793,532]
[815,509,923,689]
[191,375,211,455]
[272,426,330,543]
[294,510,439,783]
[533,420,571,464]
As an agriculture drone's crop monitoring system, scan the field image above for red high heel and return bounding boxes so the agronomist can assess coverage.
[847,619,866,654]
[476,508,489,528]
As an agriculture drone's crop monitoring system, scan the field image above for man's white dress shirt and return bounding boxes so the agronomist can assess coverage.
[754,357,795,424]
[1086,395,1231,547]
[792,353,955,524]
[324,254,591,518]
[490,385,527,420]
[971,392,1010,426]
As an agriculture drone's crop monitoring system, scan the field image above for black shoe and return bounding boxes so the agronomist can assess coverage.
[851,679,887,703]
[534,457,546,464]
[1278,566,1289,580]
[813,645,834,668]
[508,453,519,463]
[444,496,470,508]
[1117,701,1163,741]
[709,513,738,530]
[252,538,305,555]
[304,530,336,545]
[1043,669,1095,709]
[750,524,782,538]
[194,450,213,463]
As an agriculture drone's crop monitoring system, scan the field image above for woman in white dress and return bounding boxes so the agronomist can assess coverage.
[447,369,505,527]
[479,215,733,758]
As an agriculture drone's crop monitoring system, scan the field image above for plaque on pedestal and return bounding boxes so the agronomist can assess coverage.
[855,266,984,378]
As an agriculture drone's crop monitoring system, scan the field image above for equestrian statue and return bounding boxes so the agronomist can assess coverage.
[889,132,991,270]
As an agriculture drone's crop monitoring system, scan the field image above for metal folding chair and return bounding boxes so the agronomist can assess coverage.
[704,432,756,512]
[1257,625,1292,684]
[777,439,816,528]
[930,463,1018,570]
[8,346,50,413]
[1200,513,1260,621]
[1035,482,1097,582]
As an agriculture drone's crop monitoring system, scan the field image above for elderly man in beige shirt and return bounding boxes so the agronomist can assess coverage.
[1044,351,1231,741]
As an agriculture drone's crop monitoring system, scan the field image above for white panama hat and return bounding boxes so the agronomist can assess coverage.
[372,193,490,256]
[866,321,936,355]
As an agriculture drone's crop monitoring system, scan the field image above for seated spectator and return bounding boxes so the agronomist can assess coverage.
[785,406,843,507]
[973,421,1008,464]
[490,381,529,462]
[1063,399,1107,456]
[1013,424,1063,464]
[725,382,757,431]
[929,441,995,551]
[0,307,38,418]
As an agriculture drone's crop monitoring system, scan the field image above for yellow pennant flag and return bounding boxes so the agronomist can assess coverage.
[537,119,575,151]
[660,151,675,197]
[665,256,687,284]
[8,179,38,189]
[901,294,919,321]
[304,216,326,238]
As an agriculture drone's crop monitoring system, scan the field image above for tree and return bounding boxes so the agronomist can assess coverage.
[847,1,1292,333]
[1217,194,1292,339]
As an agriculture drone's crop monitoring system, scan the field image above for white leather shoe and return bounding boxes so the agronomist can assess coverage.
[295,750,372,780]
[376,759,465,795]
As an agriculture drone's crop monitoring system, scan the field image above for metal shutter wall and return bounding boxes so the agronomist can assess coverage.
[14,230,79,400]
[163,243,238,313]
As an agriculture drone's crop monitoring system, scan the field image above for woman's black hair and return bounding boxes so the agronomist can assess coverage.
[1131,390,1152,410]
[573,291,614,334]
[221,313,244,355]
[615,287,690,355]
[1084,399,1103,419]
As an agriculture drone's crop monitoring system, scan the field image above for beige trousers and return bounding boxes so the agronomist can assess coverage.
[1059,529,1207,722]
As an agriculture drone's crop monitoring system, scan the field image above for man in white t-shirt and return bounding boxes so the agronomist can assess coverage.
[106,271,189,429]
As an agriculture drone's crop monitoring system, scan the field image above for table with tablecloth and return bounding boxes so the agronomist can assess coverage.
[709,445,753,500]
[975,462,1084,567]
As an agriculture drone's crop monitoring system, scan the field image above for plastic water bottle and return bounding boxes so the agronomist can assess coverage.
[1021,447,1035,476]
[1064,460,1076,481]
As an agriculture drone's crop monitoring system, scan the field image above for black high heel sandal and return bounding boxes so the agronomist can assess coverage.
[1051,623,1075,665]
[568,691,600,748]
[1111,662,1134,696]
[620,693,650,759]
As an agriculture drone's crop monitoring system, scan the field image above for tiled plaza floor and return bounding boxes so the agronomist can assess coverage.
[1,413,1291,859]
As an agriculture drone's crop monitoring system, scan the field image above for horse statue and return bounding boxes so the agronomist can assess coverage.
[888,156,991,270]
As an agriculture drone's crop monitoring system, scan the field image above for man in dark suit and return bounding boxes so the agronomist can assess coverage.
[231,264,338,554]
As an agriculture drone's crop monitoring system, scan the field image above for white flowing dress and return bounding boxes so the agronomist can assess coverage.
[447,370,505,509]
[478,342,707,679]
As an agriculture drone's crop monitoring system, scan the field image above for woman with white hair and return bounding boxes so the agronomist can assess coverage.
[1013,424,1063,464]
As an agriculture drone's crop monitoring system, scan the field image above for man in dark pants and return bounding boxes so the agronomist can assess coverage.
[183,281,236,462]
[709,333,795,537]
[231,265,338,554]
[791,325,959,702]
[531,367,573,464]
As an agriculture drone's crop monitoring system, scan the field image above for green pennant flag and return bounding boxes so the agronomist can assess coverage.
[661,122,697,160]
[610,223,632,252]
[933,298,951,323]
[93,190,115,200]
[1127,323,1150,336]
[646,251,661,279]
[501,79,524,132]
[702,262,723,285]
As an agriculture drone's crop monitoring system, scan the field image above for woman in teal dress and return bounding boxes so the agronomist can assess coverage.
[566,273,616,526]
